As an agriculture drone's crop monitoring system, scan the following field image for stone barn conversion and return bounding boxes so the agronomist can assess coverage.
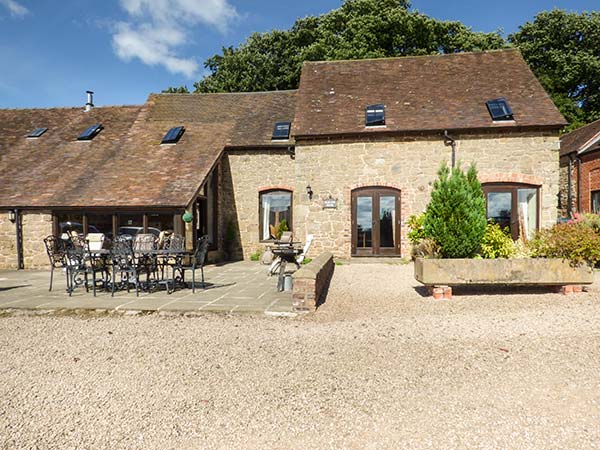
[0,48,566,269]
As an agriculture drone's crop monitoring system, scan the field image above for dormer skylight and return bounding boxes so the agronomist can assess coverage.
[77,124,103,140]
[272,122,291,140]
[486,98,514,121]
[27,127,48,138]
[366,104,385,126]
[161,126,185,144]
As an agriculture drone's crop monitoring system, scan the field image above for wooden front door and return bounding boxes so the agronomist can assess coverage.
[352,187,401,256]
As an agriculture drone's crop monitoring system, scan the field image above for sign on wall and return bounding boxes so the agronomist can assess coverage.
[323,196,338,209]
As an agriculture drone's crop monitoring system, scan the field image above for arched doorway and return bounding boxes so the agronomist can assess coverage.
[351,187,401,256]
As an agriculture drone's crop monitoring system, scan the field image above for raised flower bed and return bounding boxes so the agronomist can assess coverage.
[409,163,600,299]
[414,257,594,299]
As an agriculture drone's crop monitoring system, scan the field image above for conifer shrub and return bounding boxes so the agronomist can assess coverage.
[422,163,487,258]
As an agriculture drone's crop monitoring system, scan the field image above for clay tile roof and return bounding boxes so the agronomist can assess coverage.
[0,105,144,208]
[0,90,297,209]
[147,90,297,147]
[560,118,600,157]
[293,49,567,138]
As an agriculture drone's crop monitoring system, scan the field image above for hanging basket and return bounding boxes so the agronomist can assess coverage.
[182,212,193,223]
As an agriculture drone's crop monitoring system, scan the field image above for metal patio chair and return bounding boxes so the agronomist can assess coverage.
[65,239,107,297]
[164,234,185,251]
[175,235,210,293]
[133,233,159,286]
[110,237,140,297]
[43,235,67,291]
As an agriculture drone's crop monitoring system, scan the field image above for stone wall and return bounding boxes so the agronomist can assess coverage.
[220,149,295,259]
[0,212,17,269]
[293,131,560,258]
[0,211,53,269]
[559,155,577,218]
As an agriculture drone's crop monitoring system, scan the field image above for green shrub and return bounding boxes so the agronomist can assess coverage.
[574,212,600,233]
[529,222,600,266]
[277,219,289,239]
[422,163,487,258]
[480,223,515,259]
[513,238,532,258]
[407,213,426,244]
[249,251,261,261]
[301,257,313,265]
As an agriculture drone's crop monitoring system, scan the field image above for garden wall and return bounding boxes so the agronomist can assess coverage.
[292,252,334,312]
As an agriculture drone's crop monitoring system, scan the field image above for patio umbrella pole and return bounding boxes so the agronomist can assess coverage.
[15,209,24,270]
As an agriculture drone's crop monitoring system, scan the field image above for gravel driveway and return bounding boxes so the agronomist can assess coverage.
[1,263,599,449]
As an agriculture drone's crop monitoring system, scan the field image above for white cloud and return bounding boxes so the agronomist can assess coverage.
[0,0,29,17]
[112,0,237,78]
[113,22,198,77]
[120,0,237,32]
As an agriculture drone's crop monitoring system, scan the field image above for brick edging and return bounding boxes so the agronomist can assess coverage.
[292,252,334,312]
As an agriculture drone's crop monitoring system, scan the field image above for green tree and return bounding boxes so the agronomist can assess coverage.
[422,163,487,258]
[193,0,505,93]
[509,9,600,130]
[162,85,190,94]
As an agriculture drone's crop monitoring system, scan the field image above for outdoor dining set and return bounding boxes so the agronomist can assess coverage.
[43,232,209,296]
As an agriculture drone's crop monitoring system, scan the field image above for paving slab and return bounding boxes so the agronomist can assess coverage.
[0,262,293,315]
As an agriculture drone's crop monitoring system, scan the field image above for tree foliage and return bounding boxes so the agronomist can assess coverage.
[162,85,190,94]
[192,0,505,93]
[422,163,487,258]
[164,2,600,130]
[509,9,600,130]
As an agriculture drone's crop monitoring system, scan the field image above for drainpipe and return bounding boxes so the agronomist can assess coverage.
[576,156,582,213]
[14,209,23,270]
[443,130,456,168]
[567,155,573,217]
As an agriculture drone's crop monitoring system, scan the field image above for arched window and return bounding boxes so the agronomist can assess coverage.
[482,183,540,240]
[259,190,292,241]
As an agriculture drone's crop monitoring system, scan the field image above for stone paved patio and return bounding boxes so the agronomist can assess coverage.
[0,262,293,315]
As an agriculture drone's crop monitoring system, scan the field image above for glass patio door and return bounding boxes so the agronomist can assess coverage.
[352,188,401,256]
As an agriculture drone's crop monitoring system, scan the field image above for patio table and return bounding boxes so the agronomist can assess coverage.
[89,249,188,294]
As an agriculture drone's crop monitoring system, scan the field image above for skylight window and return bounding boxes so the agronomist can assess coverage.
[366,104,385,127]
[77,124,103,141]
[161,126,185,144]
[272,122,291,140]
[27,127,48,138]
[486,98,514,121]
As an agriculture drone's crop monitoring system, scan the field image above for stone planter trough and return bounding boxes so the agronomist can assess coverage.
[414,257,594,299]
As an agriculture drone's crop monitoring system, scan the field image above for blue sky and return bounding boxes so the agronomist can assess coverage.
[0,0,597,108]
